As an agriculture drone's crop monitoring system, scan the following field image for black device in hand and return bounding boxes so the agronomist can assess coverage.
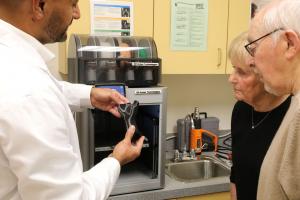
[118,100,148,143]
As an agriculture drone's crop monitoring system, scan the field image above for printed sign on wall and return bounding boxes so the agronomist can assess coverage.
[170,0,208,51]
[90,0,134,36]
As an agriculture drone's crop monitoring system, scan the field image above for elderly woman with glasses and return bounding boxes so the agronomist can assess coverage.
[228,31,291,200]
[247,0,300,199]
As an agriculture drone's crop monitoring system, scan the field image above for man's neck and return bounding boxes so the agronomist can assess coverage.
[0,7,27,32]
[292,62,300,95]
[0,7,42,44]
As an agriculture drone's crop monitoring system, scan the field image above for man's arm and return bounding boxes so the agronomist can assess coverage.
[59,81,93,111]
[0,93,120,199]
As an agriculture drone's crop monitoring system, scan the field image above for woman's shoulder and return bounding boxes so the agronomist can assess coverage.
[231,101,251,122]
[233,101,251,112]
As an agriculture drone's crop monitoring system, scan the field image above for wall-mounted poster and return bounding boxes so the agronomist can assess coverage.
[90,0,134,36]
[170,0,208,51]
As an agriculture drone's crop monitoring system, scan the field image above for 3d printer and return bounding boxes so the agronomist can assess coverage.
[67,34,167,195]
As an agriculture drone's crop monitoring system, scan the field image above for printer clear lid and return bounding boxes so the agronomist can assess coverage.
[68,34,158,59]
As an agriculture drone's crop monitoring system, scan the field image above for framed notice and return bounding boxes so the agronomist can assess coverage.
[171,0,208,51]
[90,0,134,36]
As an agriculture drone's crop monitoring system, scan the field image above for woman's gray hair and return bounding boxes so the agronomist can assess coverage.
[262,0,300,42]
[228,31,249,64]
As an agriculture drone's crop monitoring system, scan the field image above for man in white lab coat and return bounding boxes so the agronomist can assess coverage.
[0,0,144,199]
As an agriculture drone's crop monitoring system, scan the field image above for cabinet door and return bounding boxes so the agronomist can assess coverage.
[225,0,251,74]
[132,0,154,36]
[154,0,229,74]
[171,192,230,200]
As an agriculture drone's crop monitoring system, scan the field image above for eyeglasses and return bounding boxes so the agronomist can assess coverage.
[244,28,283,57]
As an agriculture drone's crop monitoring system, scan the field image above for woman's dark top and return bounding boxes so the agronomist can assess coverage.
[230,96,291,200]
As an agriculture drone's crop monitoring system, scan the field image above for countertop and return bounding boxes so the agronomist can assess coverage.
[108,174,230,200]
[108,131,231,200]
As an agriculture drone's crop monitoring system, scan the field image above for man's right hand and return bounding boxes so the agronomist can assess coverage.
[112,126,144,166]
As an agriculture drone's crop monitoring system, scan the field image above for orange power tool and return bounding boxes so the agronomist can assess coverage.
[190,129,218,154]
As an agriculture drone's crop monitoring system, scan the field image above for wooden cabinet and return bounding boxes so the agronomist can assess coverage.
[60,0,250,74]
[153,0,250,74]
[226,0,251,74]
[154,0,229,74]
[170,192,230,200]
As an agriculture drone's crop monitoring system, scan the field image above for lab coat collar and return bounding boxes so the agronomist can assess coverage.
[0,19,55,64]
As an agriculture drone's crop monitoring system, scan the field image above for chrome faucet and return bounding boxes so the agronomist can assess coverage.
[174,149,181,162]
[173,148,199,162]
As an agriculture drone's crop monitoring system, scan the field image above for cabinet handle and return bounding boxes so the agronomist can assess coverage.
[217,48,222,67]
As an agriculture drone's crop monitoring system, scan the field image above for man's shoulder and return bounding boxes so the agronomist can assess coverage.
[0,82,60,113]
[0,43,15,59]
[0,43,32,71]
[286,94,300,116]
[0,64,54,106]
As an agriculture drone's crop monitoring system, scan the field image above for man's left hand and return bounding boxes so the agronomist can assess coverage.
[90,87,129,117]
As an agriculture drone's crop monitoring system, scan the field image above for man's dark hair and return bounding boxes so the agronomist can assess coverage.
[251,3,258,19]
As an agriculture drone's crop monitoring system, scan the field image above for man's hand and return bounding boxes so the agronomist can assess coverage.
[90,87,128,117]
[112,126,144,166]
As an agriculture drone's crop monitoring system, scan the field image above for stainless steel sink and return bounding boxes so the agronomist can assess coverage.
[165,156,230,182]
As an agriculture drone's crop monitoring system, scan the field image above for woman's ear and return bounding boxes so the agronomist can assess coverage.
[31,0,45,21]
[284,30,300,59]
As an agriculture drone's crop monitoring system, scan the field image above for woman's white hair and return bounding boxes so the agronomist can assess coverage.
[228,31,249,64]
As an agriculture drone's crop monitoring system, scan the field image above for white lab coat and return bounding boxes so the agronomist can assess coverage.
[0,20,120,200]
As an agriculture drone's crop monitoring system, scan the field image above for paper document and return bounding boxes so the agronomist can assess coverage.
[171,0,208,51]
